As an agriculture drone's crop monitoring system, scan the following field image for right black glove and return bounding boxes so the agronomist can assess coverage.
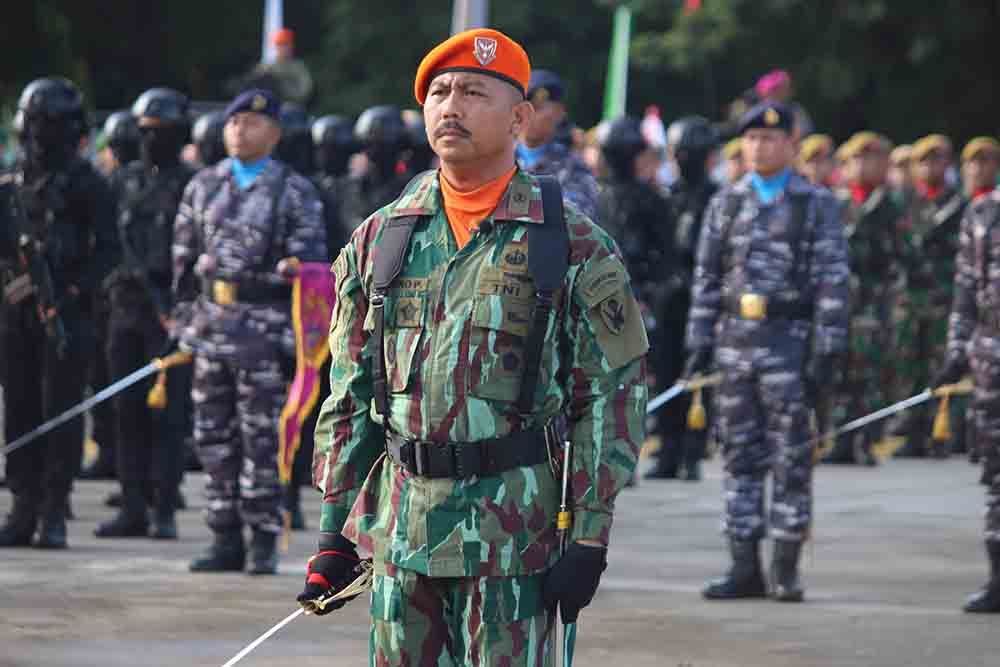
[933,356,968,389]
[543,542,608,623]
[296,533,362,615]
[683,347,712,379]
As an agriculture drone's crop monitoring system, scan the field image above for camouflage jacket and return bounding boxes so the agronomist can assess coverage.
[897,186,966,315]
[313,168,648,578]
[171,158,326,360]
[687,172,850,356]
[833,186,902,327]
[518,141,599,222]
[946,188,1000,363]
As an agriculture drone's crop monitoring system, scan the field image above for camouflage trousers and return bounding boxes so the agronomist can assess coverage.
[369,562,554,667]
[192,352,285,534]
[970,335,1000,543]
[715,335,813,542]
[830,314,888,446]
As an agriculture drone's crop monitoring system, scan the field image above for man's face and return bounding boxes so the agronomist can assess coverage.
[800,154,833,186]
[887,158,911,191]
[742,128,794,177]
[224,112,281,162]
[963,154,999,193]
[520,98,565,148]
[423,72,531,167]
[914,149,949,186]
[726,154,746,184]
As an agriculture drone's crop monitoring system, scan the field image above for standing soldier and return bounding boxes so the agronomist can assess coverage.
[891,134,967,458]
[934,146,1000,613]
[275,104,313,177]
[296,29,647,664]
[961,137,1000,203]
[95,88,196,540]
[192,111,227,168]
[798,134,835,188]
[685,102,849,602]
[722,138,746,185]
[311,114,357,258]
[887,144,914,209]
[649,116,719,480]
[340,106,413,233]
[516,69,599,220]
[172,89,326,574]
[825,132,903,464]
[101,111,141,176]
[0,78,118,548]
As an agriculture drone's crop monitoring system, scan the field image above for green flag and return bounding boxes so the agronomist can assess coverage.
[602,5,632,121]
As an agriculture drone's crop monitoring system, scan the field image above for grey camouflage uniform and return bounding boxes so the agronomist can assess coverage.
[518,141,599,221]
[687,172,849,541]
[172,158,326,533]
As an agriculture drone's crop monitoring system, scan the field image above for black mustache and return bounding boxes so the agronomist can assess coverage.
[434,122,471,138]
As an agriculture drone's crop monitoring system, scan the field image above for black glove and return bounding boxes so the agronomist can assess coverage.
[933,356,968,389]
[543,543,608,623]
[296,533,362,615]
[683,347,712,379]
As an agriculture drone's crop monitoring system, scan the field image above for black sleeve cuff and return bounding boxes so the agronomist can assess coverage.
[318,531,357,555]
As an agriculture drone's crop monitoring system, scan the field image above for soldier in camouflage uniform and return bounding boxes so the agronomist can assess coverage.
[172,89,326,574]
[296,29,647,666]
[191,111,227,168]
[935,139,1000,612]
[685,102,849,603]
[311,115,358,258]
[890,134,967,458]
[824,132,903,465]
[96,88,196,540]
[340,106,413,234]
[516,69,599,221]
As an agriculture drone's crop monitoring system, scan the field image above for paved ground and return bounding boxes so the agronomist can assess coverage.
[0,457,996,667]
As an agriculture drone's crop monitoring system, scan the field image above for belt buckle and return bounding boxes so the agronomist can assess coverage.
[213,280,237,306]
[740,293,767,321]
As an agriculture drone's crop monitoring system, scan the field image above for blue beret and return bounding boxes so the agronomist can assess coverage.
[224,89,281,121]
[738,102,794,135]
[527,69,565,104]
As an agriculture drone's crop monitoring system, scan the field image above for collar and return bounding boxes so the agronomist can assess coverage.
[231,156,272,189]
[749,168,793,203]
[389,168,545,224]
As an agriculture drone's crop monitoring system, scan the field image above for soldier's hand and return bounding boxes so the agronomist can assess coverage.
[277,257,301,279]
[933,356,967,389]
[683,347,712,380]
[296,534,362,616]
[543,542,607,623]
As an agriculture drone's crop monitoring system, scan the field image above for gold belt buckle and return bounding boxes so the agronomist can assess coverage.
[212,280,238,306]
[739,293,767,321]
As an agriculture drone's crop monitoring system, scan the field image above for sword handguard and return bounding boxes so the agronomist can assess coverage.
[301,560,374,615]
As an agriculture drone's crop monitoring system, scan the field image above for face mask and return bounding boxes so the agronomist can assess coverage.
[140,126,184,167]
[24,116,74,169]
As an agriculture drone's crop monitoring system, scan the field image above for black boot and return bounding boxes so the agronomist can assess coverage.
[189,530,245,572]
[150,484,178,540]
[0,497,38,547]
[770,539,805,602]
[682,432,705,482]
[34,506,67,549]
[95,483,149,538]
[703,538,767,600]
[963,541,1000,613]
[645,440,680,480]
[247,530,279,575]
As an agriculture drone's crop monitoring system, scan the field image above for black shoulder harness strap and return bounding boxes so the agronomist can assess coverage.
[370,173,569,423]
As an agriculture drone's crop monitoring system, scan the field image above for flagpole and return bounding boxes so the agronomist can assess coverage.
[602,5,632,121]
[451,0,490,35]
[262,0,284,64]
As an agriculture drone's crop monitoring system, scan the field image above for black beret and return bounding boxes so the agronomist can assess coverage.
[526,69,565,105]
[738,102,794,135]
[224,88,281,122]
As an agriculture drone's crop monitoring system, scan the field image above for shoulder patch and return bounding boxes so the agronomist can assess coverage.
[578,255,626,308]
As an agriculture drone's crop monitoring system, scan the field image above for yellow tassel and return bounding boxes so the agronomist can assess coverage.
[932,394,951,442]
[146,372,168,410]
[687,388,707,431]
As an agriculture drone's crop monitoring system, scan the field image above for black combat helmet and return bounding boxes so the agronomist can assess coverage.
[402,110,433,173]
[16,78,87,164]
[312,115,356,177]
[276,103,313,175]
[599,116,647,180]
[18,77,84,123]
[103,110,141,166]
[666,116,718,184]
[192,111,227,166]
[131,87,190,125]
[354,105,408,177]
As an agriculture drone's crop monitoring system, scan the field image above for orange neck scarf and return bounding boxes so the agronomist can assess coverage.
[439,166,517,249]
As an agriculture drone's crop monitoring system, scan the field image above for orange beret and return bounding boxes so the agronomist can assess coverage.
[273,28,294,46]
[414,28,531,105]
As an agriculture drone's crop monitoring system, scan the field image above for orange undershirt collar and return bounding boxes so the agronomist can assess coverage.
[439,166,517,249]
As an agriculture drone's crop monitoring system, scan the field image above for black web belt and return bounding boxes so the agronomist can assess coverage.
[725,294,813,321]
[385,428,552,479]
[201,278,291,304]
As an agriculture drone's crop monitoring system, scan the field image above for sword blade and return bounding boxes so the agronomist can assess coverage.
[646,383,686,414]
[829,389,934,439]
[221,607,305,667]
[1,360,161,456]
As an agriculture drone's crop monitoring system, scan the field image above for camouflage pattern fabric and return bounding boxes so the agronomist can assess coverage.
[944,189,1000,540]
[171,158,326,533]
[369,561,553,667]
[518,141,599,222]
[829,187,903,444]
[312,168,648,579]
[890,187,967,452]
[687,172,849,541]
